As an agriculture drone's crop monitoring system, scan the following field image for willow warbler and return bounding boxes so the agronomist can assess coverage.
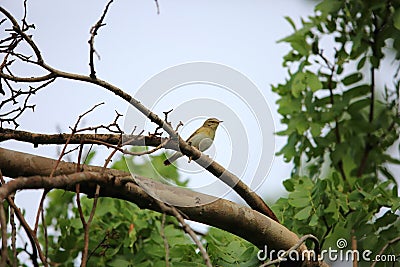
[163,118,222,166]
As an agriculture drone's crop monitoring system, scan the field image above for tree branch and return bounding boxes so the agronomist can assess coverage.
[0,5,278,222]
[0,128,164,147]
[88,0,114,78]
[0,183,8,267]
[0,148,309,265]
[157,204,212,267]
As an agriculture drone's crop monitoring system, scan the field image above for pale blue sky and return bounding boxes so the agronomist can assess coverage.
[2,0,317,235]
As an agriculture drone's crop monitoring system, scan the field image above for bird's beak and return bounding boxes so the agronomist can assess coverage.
[219,120,223,123]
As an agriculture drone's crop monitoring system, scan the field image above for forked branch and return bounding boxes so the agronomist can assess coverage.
[0,6,278,222]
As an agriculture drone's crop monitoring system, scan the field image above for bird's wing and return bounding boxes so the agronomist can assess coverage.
[185,126,202,143]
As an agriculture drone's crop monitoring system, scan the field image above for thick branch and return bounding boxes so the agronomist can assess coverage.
[0,149,293,251]
[0,148,330,266]
[0,128,165,147]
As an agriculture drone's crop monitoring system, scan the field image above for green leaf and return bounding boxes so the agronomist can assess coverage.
[348,98,370,114]
[394,9,400,30]
[315,0,342,16]
[306,72,323,92]
[70,218,83,229]
[288,197,309,208]
[374,211,398,229]
[310,122,322,137]
[325,200,337,214]
[240,246,257,261]
[331,143,348,165]
[284,16,296,30]
[283,179,295,191]
[309,214,319,227]
[291,72,306,97]
[289,114,309,134]
[357,56,367,70]
[342,72,363,86]
[83,150,96,164]
[108,258,131,267]
[294,206,312,220]
[291,40,310,57]
[342,85,370,100]
[276,96,302,115]
[276,132,299,162]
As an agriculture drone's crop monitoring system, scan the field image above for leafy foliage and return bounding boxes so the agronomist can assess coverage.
[272,0,400,265]
[204,228,260,267]
[43,190,205,266]
[41,150,260,266]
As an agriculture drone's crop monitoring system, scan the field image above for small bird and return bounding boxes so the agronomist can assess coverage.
[164,118,223,166]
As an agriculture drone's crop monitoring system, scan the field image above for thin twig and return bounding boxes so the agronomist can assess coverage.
[319,51,347,182]
[83,140,120,266]
[9,196,17,267]
[80,185,101,267]
[76,184,86,228]
[154,0,160,15]
[87,233,108,262]
[33,190,47,234]
[34,103,105,239]
[356,66,375,178]
[157,203,212,267]
[0,7,43,63]
[88,0,114,78]
[54,102,105,177]
[370,236,400,267]
[41,203,49,263]
[0,172,16,267]
[7,197,44,266]
[160,213,170,267]
[122,138,169,156]
[351,230,357,267]
[0,171,8,267]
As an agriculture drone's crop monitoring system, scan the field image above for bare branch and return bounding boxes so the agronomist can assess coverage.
[81,142,119,267]
[370,236,400,267]
[7,196,46,266]
[158,203,212,267]
[0,129,164,147]
[122,137,169,156]
[154,0,160,15]
[0,6,43,63]
[88,0,114,78]
[0,171,8,267]
[0,72,55,83]
[160,214,170,267]
[9,196,17,267]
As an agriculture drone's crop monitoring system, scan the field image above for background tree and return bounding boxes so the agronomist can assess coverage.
[0,1,321,267]
[273,0,400,265]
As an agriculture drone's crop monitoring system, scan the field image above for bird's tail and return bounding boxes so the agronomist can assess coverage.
[163,152,183,166]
